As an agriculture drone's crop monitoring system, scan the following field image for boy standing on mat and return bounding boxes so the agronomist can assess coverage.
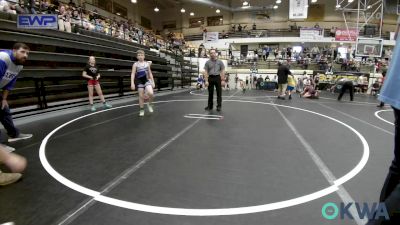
[131,50,155,117]
[287,74,296,100]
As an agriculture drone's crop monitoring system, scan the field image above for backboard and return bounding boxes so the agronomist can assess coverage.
[355,38,383,57]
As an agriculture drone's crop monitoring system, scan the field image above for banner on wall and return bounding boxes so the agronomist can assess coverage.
[17,14,58,29]
[203,32,219,42]
[300,28,324,40]
[335,28,359,41]
[289,0,308,19]
[307,4,324,21]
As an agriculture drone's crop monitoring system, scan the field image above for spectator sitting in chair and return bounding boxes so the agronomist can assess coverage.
[256,75,263,90]
[371,80,381,96]
[70,9,82,33]
[40,0,51,14]
[0,0,23,14]
[22,0,36,14]
[238,24,242,32]
[326,63,334,74]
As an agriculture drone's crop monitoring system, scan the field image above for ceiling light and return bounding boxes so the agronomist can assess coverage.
[348,0,354,3]
[276,0,281,3]
[243,1,249,6]
[273,5,278,9]
[154,7,159,12]
[181,8,185,13]
[131,0,137,3]
[190,12,194,16]
[336,4,341,8]
[216,9,220,13]
[311,0,317,3]
[367,5,372,9]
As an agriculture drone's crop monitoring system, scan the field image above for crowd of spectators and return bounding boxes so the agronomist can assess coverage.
[223,44,392,73]
[0,0,187,52]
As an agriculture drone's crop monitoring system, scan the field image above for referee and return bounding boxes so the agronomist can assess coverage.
[204,49,225,112]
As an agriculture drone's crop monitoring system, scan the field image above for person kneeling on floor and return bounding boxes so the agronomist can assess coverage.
[301,84,319,99]
[0,43,33,152]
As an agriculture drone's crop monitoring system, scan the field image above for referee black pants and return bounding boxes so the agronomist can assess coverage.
[208,75,222,109]
[338,81,354,101]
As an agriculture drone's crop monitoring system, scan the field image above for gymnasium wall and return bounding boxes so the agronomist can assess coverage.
[88,0,398,35]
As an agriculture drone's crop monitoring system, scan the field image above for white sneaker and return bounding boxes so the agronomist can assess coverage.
[0,171,22,186]
[147,103,154,113]
[139,109,145,117]
[0,222,15,225]
[8,133,33,143]
[0,144,15,153]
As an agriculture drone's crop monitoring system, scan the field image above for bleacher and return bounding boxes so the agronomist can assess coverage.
[185,29,315,41]
[184,28,391,41]
[230,59,376,73]
[0,12,199,117]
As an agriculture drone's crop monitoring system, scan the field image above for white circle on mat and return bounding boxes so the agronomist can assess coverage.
[374,109,394,125]
[39,99,369,216]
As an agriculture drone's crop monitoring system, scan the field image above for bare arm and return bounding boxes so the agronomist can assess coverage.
[131,64,137,86]
[203,61,209,83]
[148,63,154,83]
[204,70,209,83]
[220,69,225,82]
[82,71,93,80]
[2,90,9,100]
[0,147,26,173]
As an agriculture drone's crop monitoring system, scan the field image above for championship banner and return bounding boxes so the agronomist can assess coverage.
[300,28,324,40]
[335,28,359,41]
[203,32,219,42]
[289,0,308,19]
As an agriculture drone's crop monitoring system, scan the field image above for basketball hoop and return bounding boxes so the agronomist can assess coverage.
[355,38,383,58]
